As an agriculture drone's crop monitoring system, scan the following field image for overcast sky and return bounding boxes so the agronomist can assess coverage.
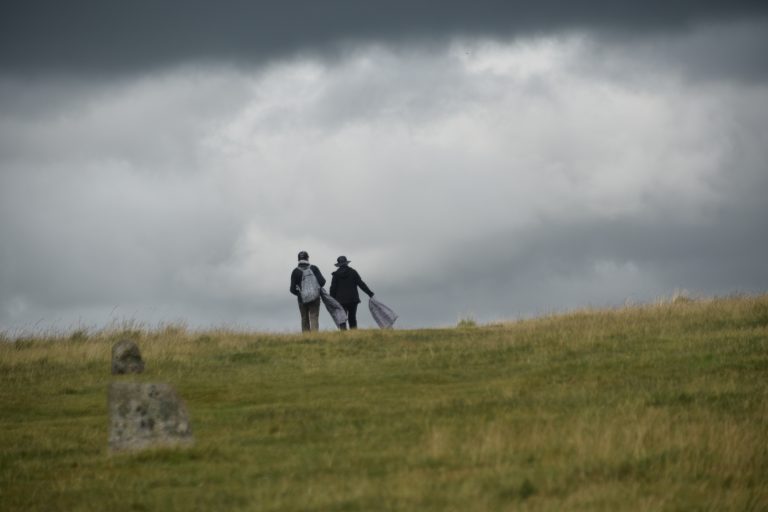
[1,1,767,334]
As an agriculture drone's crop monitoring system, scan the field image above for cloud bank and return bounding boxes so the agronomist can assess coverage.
[1,22,767,333]
[2,0,767,75]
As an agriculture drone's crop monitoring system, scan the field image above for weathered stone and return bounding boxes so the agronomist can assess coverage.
[108,382,194,453]
[111,338,145,374]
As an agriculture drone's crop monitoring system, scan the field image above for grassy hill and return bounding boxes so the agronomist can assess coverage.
[1,295,767,511]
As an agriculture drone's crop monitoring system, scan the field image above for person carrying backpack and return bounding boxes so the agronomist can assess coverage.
[330,256,374,330]
[290,251,326,332]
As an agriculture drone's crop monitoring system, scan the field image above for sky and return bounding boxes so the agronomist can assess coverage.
[1,1,767,334]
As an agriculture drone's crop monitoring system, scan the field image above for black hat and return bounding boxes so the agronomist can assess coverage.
[298,251,309,261]
[335,255,350,267]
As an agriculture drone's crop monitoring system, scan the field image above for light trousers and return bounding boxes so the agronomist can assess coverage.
[299,298,320,332]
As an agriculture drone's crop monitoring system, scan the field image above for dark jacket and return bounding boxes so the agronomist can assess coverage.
[330,265,373,305]
[290,263,326,303]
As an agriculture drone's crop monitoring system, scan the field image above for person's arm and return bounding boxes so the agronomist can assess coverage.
[312,266,326,288]
[355,270,374,297]
[290,269,300,297]
[329,274,338,298]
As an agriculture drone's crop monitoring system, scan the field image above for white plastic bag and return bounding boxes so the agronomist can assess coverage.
[369,297,398,329]
[319,288,347,328]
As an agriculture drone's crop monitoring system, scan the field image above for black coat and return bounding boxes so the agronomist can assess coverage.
[330,266,373,305]
[290,264,326,303]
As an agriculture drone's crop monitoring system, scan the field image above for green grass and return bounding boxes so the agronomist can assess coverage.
[1,295,767,511]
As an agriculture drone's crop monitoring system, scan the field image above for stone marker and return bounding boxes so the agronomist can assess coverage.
[111,338,145,374]
[108,382,194,453]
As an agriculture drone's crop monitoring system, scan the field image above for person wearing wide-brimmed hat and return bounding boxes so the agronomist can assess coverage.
[330,256,374,330]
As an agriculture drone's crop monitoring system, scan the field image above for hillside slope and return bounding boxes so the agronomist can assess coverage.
[1,295,767,511]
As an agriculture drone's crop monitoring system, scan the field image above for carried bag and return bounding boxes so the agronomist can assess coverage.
[320,288,348,327]
[299,266,320,303]
[369,297,398,329]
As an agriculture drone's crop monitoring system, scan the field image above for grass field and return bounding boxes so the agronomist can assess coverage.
[1,295,767,511]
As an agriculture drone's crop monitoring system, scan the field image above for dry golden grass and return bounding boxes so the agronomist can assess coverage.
[1,294,766,511]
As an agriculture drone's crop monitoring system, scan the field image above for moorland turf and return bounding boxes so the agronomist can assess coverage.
[1,295,767,511]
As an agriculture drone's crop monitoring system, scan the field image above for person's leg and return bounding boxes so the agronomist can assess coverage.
[347,302,358,329]
[308,298,321,331]
[299,302,310,332]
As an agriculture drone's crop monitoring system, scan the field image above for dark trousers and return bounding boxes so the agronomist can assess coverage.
[339,302,358,330]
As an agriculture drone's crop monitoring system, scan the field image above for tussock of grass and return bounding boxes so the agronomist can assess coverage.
[1,295,767,511]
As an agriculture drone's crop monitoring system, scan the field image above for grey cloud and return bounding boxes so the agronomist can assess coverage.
[582,19,768,84]
[388,203,768,327]
[1,34,767,334]
[0,69,254,168]
[1,1,767,75]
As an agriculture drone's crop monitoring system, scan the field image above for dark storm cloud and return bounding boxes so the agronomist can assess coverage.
[1,25,767,334]
[1,0,767,75]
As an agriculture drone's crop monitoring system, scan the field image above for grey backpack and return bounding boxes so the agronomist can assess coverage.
[299,266,320,303]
